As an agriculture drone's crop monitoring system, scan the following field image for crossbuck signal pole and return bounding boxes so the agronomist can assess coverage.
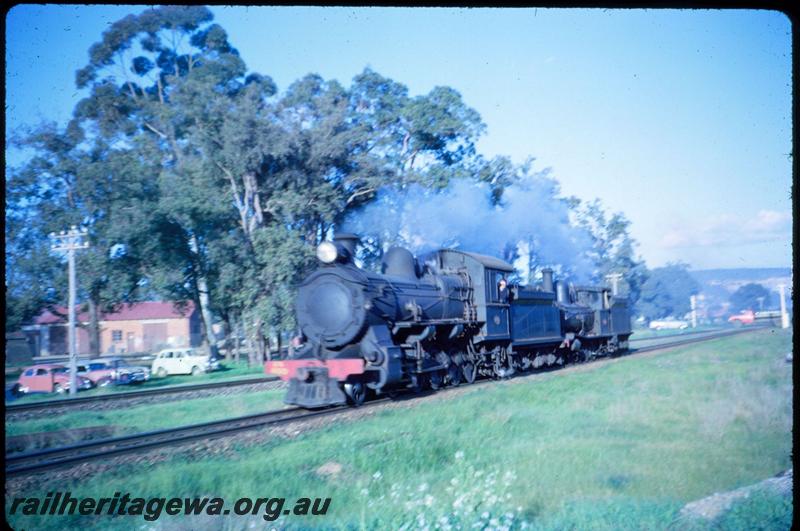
[49,226,90,396]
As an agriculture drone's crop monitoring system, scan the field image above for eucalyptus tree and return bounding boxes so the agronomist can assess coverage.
[6,120,156,352]
[568,197,649,304]
[70,6,256,356]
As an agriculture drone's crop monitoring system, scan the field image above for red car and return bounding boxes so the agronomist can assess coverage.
[13,364,93,395]
[728,310,756,325]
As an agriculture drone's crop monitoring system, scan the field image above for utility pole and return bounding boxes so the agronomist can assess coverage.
[50,226,89,396]
[778,284,790,329]
[690,295,697,328]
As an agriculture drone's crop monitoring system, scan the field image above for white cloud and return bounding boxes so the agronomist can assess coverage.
[660,209,792,249]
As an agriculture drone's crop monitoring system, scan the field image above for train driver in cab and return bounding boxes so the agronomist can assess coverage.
[498,277,511,303]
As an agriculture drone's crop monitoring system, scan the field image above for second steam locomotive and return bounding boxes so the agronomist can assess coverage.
[266,233,632,408]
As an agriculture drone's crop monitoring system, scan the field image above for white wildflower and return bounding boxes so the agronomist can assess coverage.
[455,450,465,460]
[373,471,382,480]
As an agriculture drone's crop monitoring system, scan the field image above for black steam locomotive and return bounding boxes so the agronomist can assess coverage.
[266,233,632,408]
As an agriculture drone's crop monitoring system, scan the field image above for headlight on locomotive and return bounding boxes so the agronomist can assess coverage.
[296,271,368,349]
[316,241,339,263]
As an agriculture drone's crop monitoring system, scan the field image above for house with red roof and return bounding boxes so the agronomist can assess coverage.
[23,301,202,357]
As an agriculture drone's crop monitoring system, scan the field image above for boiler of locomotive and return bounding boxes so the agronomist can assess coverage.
[295,235,470,351]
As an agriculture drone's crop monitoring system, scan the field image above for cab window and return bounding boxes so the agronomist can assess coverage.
[487,270,507,303]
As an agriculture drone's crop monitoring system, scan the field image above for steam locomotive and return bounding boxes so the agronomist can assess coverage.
[266,233,632,408]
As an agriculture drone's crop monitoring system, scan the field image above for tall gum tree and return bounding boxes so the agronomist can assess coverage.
[71,6,253,357]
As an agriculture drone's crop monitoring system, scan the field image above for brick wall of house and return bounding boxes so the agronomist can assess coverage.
[24,302,201,357]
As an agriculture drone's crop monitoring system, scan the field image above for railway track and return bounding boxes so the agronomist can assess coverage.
[628,327,725,342]
[5,326,767,477]
[5,406,340,476]
[4,328,749,414]
[5,376,279,413]
[629,326,765,353]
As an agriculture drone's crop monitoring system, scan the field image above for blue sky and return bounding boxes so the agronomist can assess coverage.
[6,6,792,270]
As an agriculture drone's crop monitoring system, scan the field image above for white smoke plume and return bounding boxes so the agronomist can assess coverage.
[343,176,597,282]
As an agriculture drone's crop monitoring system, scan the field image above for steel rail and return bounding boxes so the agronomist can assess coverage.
[630,326,764,354]
[5,376,279,413]
[6,406,323,476]
[628,327,726,342]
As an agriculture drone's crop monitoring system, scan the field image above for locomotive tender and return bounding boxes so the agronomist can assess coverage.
[266,233,632,408]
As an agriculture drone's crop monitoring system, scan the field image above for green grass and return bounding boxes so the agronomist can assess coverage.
[6,329,792,530]
[6,387,288,439]
[6,360,266,404]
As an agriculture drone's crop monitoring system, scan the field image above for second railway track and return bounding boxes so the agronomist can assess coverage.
[5,375,279,413]
[5,327,756,414]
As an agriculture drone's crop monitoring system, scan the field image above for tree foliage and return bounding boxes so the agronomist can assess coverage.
[637,264,699,320]
[567,197,649,305]
[729,283,773,312]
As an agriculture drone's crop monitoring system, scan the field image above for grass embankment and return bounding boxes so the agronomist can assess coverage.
[6,360,266,404]
[6,329,792,530]
[6,387,287,438]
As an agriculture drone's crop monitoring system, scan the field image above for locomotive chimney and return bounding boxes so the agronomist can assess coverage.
[542,268,554,293]
[333,233,360,261]
[555,280,569,304]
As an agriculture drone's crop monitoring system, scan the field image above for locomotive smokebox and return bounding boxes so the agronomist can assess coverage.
[542,268,554,293]
[334,233,360,260]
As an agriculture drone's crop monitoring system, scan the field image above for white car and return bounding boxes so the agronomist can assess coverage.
[648,318,690,330]
[151,348,220,377]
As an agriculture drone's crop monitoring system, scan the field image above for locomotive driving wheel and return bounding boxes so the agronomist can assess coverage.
[344,382,366,407]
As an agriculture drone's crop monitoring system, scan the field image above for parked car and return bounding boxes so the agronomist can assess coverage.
[13,364,93,395]
[151,348,220,377]
[648,318,689,330]
[76,358,151,386]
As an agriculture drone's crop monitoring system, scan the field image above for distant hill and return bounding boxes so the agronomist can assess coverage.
[690,268,792,283]
[689,267,793,313]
